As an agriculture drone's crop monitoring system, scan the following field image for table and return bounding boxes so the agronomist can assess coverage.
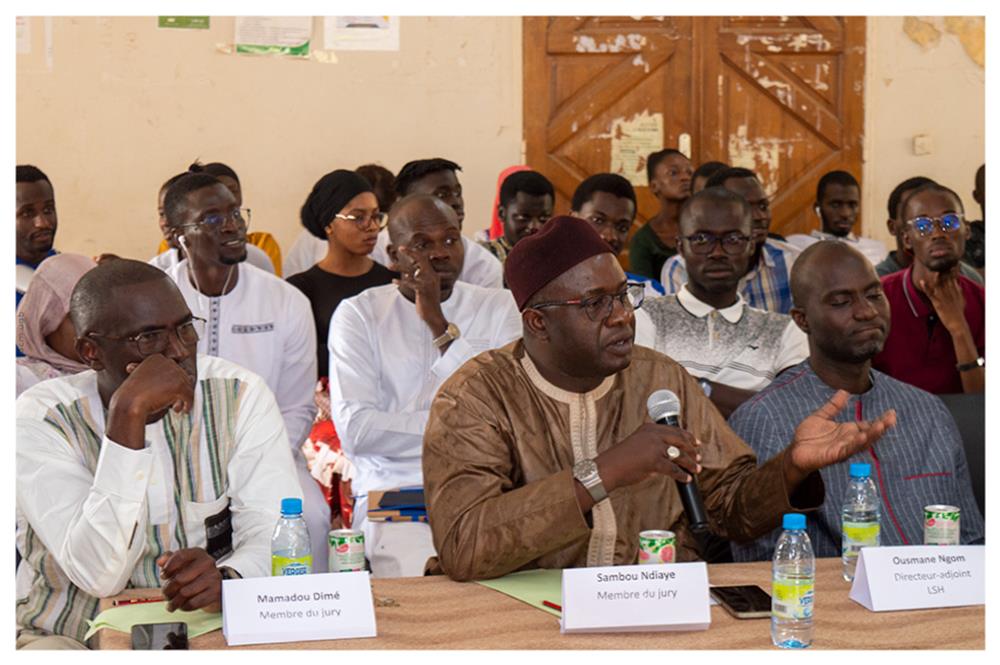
[97,557,984,649]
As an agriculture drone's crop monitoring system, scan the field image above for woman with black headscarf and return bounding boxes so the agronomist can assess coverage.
[288,169,396,529]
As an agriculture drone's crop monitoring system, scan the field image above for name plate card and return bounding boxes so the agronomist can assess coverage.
[849,545,984,612]
[222,571,376,646]
[561,563,710,633]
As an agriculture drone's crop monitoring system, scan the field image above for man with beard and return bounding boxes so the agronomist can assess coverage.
[422,217,895,581]
[16,165,59,310]
[160,172,327,568]
[786,170,887,264]
[873,183,984,394]
[729,241,982,561]
[875,176,982,285]
[16,260,301,648]
[328,193,521,577]
[635,187,807,418]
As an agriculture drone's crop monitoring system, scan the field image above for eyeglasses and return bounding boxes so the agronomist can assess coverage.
[88,317,206,356]
[906,213,964,237]
[531,283,645,321]
[334,211,389,230]
[682,231,752,255]
[181,208,251,230]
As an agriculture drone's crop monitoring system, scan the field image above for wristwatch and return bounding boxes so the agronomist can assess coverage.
[218,566,242,580]
[432,322,461,348]
[956,357,985,372]
[572,458,608,504]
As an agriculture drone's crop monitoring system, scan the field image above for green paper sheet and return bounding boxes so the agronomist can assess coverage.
[84,601,221,640]
[476,568,563,617]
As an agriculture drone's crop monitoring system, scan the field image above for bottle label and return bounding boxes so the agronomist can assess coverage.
[272,554,313,576]
[842,521,880,558]
[772,579,814,620]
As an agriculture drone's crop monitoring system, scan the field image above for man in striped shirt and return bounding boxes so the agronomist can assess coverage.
[728,241,983,561]
[660,167,800,313]
[16,260,301,648]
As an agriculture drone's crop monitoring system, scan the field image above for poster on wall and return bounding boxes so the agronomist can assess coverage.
[235,17,312,57]
[158,17,210,30]
[323,16,400,51]
[609,111,664,187]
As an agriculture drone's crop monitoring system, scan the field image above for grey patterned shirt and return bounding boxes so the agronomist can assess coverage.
[635,287,808,391]
[728,360,984,561]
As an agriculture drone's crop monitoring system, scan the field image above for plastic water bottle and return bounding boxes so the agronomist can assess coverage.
[841,462,881,582]
[771,513,815,649]
[271,497,312,576]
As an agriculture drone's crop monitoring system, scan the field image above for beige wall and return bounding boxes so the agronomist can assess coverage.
[17,16,984,259]
[862,16,985,245]
[16,16,524,263]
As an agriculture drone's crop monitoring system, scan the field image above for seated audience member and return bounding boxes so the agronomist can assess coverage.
[288,170,396,527]
[422,216,894,581]
[627,149,690,280]
[150,165,275,275]
[370,158,504,288]
[16,254,96,396]
[16,165,59,311]
[875,176,983,285]
[873,183,984,394]
[328,194,522,577]
[635,188,807,417]
[288,170,396,378]
[16,260,301,649]
[284,163,397,278]
[729,241,983,561]
[963,163,985,272]
[572,174,665,296]
[786,170,887,264]
[486,165,531,241]
[691,160,728,194]
[662,167,800,314]
[480,170,554,263]
[160,172,328,569]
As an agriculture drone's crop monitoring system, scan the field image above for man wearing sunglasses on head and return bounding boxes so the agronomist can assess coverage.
[16,260,301,649]
[873,183,985,394]
[159,173,328,568]
[635,188,807,418]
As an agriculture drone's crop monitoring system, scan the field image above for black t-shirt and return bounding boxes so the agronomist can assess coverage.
[287,262,397,378]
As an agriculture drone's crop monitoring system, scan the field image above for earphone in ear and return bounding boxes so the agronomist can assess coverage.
[179,234,189,248]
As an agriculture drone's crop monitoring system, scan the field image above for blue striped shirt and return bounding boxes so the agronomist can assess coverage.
[660,239,799,314]
[727,360,984,561]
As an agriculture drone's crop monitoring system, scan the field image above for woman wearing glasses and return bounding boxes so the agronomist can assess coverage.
[288,169,396,530]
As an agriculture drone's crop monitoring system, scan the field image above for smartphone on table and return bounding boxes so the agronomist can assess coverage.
[130,622,189,649]
[709,585,772,619]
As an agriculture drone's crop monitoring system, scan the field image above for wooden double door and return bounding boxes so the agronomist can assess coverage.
[523,16,866,264]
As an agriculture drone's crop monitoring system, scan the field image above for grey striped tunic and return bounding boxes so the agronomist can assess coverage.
[728,360,984,561]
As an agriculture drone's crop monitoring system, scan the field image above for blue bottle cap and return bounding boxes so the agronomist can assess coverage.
[280,497,303,515]
[849,463,872,478]
[782,513,806,530]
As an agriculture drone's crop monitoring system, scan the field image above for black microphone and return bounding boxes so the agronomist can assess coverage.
[647,389,712,553]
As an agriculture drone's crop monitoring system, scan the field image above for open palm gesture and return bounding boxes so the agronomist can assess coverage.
[788,389,897,474]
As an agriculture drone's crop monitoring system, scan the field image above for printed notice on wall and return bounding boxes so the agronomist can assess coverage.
[17,17,30,54]
[323,16,400,51]
[609,111,664,188]
[158,17,210,30]
[235,17,312,58]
